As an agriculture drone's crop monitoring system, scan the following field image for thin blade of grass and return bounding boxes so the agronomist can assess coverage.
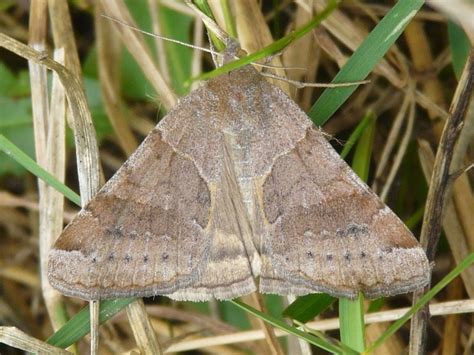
[0,327,70,354]
[309,0,424,126]
[340,112,375,159]
[47,298,135,349]
[351,112,376,182]
[448,21,471,80]
[0,134,81,206]
[282,294,335,323]
[230,299,355,354]
[219,0,237,38]
[404,206,425,230]
[365,253,474,354]
[340,111,375,160]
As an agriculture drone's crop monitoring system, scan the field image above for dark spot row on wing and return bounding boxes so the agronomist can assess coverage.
[282,247,397,263]
[93,252,170,264]
[90,244,397,266]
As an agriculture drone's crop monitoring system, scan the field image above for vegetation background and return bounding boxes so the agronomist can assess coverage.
[0,0,472,354]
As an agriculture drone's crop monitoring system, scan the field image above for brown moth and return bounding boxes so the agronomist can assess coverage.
[48,59,430,301]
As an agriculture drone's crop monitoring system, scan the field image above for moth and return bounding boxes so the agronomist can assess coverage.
[48,55,430,301]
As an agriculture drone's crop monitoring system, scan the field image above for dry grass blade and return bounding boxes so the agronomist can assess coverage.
[38,46,68,331]
[0,327,71,354]
[148,0,172,83]
[126,299,163,355]
[248,292,285,355]
[48,0,82,77]
[232,0,290,93]
[90,300,100,354]
[417,140,474,297]
[282,0,316,83]
[450,96,474,256]
[28,0,48,171]
[372,93,410,194]
[27,0,68,335]
[379,92,415,201]
[282,0,320,111]
[413,89,450,120]
[100,0,177,110]
[95,2,138,157]
[405,19,447,126]
[190,15,205,90]
[410,49,474,354]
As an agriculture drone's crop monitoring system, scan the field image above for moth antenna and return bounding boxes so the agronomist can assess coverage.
[253,62,307,71]
[261,72,371,88]
[102,14,223,58]
[312,126,346,147]
[103,11,305,73]
[329,135,347,147]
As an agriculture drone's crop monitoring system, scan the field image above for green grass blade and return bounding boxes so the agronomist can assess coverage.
[0,134,81,206]
[189,0,339,83]
[367,298,385,313]
[339,295,365,353]
[220,0,237,38]
[404,206,425,230]
[365,253,474,354]
[309,0,424,126]
[282,294,335,323]
[338,111,376,352]
[47,298,136,348]
[448,21,471,80]
[351,113,376,182]
[230,299,353,354]
[340,111,375,160]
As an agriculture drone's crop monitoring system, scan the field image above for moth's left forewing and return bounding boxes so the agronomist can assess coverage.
[257,125,430,299]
